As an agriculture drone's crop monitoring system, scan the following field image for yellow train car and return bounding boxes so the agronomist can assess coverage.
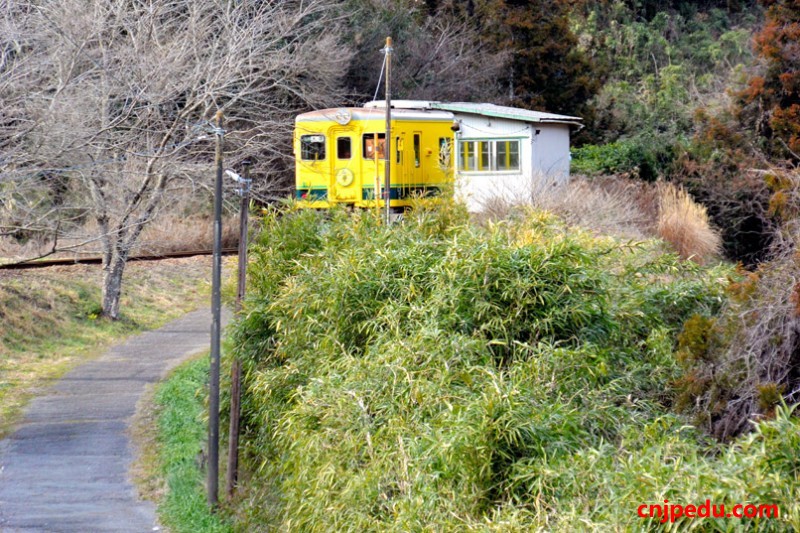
[294,106,455,209]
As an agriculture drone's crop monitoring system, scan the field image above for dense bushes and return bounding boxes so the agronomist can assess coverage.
[224,204,798,530]
[571,137,678,180]
[676,176,800,440]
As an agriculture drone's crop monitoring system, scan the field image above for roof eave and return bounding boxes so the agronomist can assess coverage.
[429,102,582,126]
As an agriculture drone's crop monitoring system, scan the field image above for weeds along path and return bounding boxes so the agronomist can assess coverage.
[0,308,227,532]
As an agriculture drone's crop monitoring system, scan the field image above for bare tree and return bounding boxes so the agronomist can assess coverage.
[342,0,508,102]
[1,0,351,318]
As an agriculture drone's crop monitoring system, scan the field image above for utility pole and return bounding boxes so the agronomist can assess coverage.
[208,110,224,508]
[226,162,251,500]
[384,36,392,225]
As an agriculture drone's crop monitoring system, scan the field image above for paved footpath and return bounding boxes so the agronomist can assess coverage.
[0,308,225,532]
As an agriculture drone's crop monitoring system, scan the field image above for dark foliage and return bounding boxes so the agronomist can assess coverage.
[738,0,800,160]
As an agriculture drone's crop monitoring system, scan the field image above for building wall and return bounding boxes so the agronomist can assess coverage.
[453,115,571,211]
[533,123,572,183]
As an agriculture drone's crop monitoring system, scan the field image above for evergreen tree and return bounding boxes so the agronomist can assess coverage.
[481,0,601,114]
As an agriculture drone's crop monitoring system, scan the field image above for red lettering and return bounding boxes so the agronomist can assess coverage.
[649,504,662,518]
[670,504,684,523]
[638,501,779,520]
[760,504,779,518]
[698,499,710,518]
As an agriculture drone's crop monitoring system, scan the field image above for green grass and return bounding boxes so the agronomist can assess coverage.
[151,356,233,533]
[0,257,214,437]
[224,204,799,531]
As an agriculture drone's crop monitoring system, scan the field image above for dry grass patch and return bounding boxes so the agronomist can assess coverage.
[533,177,651,239]
[474,175,656,241]
[657,182,722,264]
[0,212,240,263]
[470,176,724,267]
[136,214,240,256]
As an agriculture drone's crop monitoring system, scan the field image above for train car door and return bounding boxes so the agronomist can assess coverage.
[362,131,386,206]
[395,133,405,200]
[411,131,423,194]
[330,128,358,203]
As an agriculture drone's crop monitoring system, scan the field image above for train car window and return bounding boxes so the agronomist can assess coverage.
[363,133,386,160]
[413,134,420,167]
[300,135,326,160]
[439,138,452,170]
[337,137,352,159]
[396,137,401,164]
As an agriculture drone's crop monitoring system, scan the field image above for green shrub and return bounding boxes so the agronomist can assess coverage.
[571,136,678,181]
[226,203,797,531]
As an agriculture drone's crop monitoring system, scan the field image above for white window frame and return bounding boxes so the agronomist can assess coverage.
[457,138,522,174]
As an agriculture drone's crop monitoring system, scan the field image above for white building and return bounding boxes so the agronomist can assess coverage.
[364,100,582,211]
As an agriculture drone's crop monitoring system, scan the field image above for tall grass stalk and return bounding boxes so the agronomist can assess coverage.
[657,182,722,264]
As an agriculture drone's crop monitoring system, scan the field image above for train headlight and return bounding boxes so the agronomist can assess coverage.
[334,108,352,125]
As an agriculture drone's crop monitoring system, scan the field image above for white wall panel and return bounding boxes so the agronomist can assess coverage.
[454,115,572,212]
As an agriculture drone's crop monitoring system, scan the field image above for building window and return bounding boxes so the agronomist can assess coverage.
[337,137,351,159]
[301,134,326,161]
[495,140,519,170]
[460,141,475,171]
[479,141,490,171]
[363,133,386,160]
[459,139,520,172]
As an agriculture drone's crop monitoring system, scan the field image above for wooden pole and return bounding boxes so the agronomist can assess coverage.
[384,36,392,225]
[208,110,224,508]
[226,162,250,499]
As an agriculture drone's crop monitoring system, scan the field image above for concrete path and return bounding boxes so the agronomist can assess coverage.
[0,308,224,532]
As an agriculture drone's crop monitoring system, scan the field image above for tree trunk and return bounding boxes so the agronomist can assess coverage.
[101,252,127,320]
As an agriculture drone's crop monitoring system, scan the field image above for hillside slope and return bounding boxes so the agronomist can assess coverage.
[0,257,213,437]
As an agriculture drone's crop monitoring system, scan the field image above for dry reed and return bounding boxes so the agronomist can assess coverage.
[657,182,721,264]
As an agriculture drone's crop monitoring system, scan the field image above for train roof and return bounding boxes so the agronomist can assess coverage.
[296,107,454,123]
[364,100,582,126]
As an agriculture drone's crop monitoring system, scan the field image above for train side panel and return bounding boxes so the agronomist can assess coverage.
[294,109,453,209]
